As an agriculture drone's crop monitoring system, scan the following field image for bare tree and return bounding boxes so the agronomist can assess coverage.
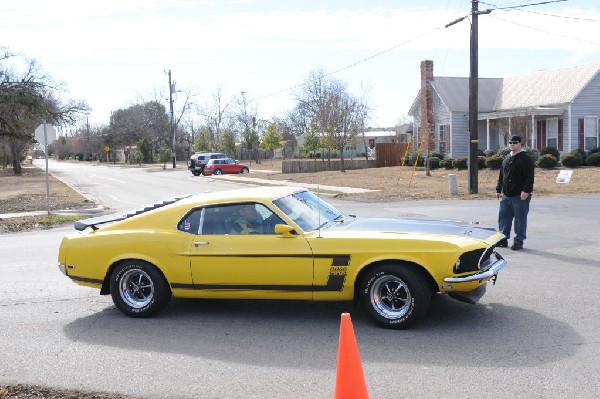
[198,86,237,150]
[295,70,369,171]
[0,54,89,174]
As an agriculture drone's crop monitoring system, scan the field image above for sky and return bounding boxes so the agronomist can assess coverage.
[2,0,600,132]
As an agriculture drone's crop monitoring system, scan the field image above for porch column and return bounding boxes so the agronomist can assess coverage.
[486,119,490,151]
[531,114,536,149]
[568,104,572,152]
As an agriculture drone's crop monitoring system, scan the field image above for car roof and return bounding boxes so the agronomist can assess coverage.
[75,186,304,231]
[177,186,302,207]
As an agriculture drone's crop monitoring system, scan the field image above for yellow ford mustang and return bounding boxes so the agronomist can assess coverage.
[58,186,507,329]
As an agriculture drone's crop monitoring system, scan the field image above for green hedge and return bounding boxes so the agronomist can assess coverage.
[586,152,600,166]
[537,154,558,169]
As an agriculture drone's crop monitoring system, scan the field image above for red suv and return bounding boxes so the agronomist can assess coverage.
[202,158,249,176]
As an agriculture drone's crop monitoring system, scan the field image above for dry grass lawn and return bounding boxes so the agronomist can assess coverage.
[244,159,600,202]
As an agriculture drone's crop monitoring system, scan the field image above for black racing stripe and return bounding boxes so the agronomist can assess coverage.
[70,276,103,285]
[172,265,347,292]
[172,283,310,291]
[189,254,350,261]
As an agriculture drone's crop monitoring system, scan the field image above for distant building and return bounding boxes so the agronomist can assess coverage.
[295,124,412,158]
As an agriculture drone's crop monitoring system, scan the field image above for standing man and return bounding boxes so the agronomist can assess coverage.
[496,135,535,250]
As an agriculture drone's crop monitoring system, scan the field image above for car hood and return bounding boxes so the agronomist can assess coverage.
[328,217,497,240]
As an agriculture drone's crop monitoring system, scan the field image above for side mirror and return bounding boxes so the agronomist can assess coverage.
[274,224,296,237]
[235,160,239,164]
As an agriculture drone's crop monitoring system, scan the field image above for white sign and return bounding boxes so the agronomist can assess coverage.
[34,124,57,144]
[556,170,573,184]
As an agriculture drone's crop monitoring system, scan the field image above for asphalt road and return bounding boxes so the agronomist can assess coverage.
[0,161,599,398]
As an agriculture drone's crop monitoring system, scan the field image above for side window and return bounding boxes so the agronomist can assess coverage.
[225,203,285,235]
[201,207,228,235]
[177,209,203,234]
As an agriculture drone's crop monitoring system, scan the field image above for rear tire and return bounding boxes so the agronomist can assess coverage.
[192,170,200,176]
[110,260,171,318]
[360,263,431,329]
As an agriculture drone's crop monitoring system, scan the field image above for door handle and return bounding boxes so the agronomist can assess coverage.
[193,241,209,246]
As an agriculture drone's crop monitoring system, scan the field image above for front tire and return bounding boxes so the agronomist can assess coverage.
[360,263,431,329]
[192,170,200,176]
[110,260,171,318]
[240,167,249,174]
[214,169,222,175]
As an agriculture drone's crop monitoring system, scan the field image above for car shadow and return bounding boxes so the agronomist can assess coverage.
[63,294,581,370]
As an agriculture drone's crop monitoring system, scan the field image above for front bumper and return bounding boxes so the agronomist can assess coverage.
[443,253,507,283]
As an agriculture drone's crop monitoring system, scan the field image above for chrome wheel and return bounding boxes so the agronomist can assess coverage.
[360,264,430,329]
[119,268,154,309]
[369,274,411,320]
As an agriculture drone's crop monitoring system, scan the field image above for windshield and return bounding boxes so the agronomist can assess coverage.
[272,190,343,232]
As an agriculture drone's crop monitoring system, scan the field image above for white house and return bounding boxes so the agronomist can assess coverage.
[409,60,600,157]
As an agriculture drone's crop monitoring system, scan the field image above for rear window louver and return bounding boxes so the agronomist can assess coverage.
[74,194,193,231]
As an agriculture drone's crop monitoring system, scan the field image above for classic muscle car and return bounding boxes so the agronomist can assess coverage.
[57,186,507,329]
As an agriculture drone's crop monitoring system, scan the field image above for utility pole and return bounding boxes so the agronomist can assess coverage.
[446,1,491,194]
[468,0,480,194]
[167,69,176,168]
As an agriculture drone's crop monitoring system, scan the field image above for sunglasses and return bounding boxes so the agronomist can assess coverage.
[508,141,520,144]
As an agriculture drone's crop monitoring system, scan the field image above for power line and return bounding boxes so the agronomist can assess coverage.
[250,27,443,103]
[514,9,599,22]
[480,0,568,10]
[489,14,600,46]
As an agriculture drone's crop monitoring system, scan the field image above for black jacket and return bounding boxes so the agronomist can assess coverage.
[496,151,535,197]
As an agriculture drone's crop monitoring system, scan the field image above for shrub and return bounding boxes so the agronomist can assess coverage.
[537,154,558,169]
[440,158,454,169]
[478,155,487,169]
[585,152,600,166]
[483,149,496,157]
[571,148,587,164]
[561,152,582,168]
[453,156,468,170]
[485,155,503,169]
[497,147,511,158]
[429,150,445,160]
[541,146,560,160]
[589,147,600,155]
[427,157,440,170]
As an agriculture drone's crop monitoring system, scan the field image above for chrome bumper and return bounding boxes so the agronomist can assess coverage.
[444,255,507,283]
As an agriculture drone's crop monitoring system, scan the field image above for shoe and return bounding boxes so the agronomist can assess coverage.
[497,239,508,248]
[511,242,523,250]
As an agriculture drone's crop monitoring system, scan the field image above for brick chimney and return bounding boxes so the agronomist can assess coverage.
[420,60,435,153]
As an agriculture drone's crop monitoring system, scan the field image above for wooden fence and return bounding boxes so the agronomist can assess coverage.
[375,143,411,167]
[282,159,376,174]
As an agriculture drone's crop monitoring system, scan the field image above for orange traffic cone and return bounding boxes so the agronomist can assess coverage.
[334,313,369,399]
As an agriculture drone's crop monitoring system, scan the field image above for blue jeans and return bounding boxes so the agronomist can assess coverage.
[498,195,532,245]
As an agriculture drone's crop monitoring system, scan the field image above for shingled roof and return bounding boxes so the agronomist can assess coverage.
[411,61,600,115]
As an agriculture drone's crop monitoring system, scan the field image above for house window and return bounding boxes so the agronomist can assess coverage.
[547,118,558,148]
[437,125,449,152]
[584,117,598,150]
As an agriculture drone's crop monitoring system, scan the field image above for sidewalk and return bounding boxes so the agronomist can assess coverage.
[216,174,377,194]
[0,205,105,220]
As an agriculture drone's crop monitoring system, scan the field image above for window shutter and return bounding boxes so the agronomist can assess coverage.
[536,121,543,150]
[558,119,563,151]
[578,119,584,150]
